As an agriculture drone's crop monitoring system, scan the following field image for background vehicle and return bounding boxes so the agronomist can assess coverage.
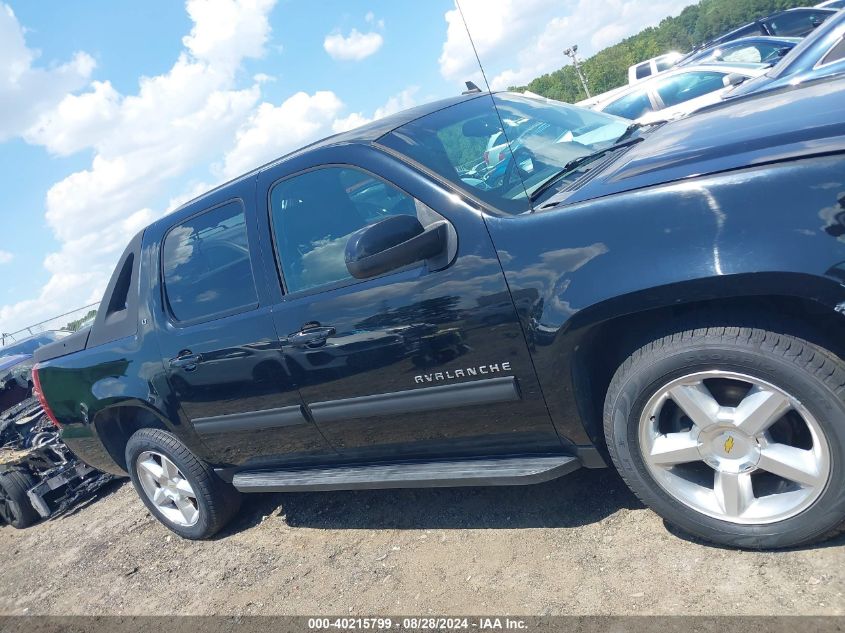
[728,9,845,98]
[817,0,845,9]
[677,36,800,67]
[592,63,768,122]
[0,331,69,412]
[34,83,845,549]
[703,7,836,48]
[0,397,112,528]
[0,328,110,529]
[627,52,684,84]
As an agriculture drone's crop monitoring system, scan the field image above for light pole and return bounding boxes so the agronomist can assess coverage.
[563,45,591,99]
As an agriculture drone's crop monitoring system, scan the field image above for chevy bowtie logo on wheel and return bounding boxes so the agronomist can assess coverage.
[724,436,735,455]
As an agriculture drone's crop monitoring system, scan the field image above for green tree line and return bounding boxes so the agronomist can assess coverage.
[63,309,97,332]
[517,0,812,102]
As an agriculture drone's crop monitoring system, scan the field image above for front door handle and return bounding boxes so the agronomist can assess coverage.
[290,326,336,348]
[169,352,203,371]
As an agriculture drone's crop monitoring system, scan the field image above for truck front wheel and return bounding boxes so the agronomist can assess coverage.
[126,429,241,539]
[604,323,845,548]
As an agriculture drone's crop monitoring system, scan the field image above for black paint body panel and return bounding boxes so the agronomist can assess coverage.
[35,77,845,484]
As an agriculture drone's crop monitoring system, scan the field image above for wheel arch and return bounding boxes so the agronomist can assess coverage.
[91,403,171,473]
[556,274,845,453]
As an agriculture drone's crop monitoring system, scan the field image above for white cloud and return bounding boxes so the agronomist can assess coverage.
[324,28,383,61]
[182,0,276,68]
[0,3,95,142]
[440,0,695,90]
[25,81,120,156]
[332,111,372,134]
[372,86,418,120]
[221,90,345,178]
[223,86,419,176]
[0,251,13,265]
[365,11,385,30]
[332,86,419,133]
[0,0,277,333]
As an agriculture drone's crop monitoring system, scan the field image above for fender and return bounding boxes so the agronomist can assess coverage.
[36,333,213,473]
[485,153,845,444]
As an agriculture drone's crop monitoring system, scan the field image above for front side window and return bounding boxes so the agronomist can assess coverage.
[162,201,258,322]
[654,71,727,108]
[635,63,651,79]
[270,167,417,294]
[379,93,629,215]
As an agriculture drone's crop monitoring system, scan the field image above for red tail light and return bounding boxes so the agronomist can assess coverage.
[31,364,62,428]
[498,150,507,163]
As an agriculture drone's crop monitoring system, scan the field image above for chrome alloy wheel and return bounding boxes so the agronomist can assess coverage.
[136,451,200,527]
[639,371,831,525]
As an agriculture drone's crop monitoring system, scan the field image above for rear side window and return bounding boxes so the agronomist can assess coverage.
[162,201,258,323]
[603,90,653,119]
[635,63,651,80]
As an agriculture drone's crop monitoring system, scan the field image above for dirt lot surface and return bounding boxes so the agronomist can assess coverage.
[1,468,843,616]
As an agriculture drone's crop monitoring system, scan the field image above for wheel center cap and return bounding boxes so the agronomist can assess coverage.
[697,426,760,473]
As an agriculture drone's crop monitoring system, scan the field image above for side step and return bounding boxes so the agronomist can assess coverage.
[232,455,580,493]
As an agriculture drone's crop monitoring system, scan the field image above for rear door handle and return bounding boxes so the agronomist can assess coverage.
[290,326,336,347]
[169,352,203,371]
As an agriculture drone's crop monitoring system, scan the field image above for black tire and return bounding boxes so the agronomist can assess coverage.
[604,322,845,549]
[0,470,40,529]
[125,429,241,539]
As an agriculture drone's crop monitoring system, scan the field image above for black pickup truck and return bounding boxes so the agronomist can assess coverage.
[34,79,845,547]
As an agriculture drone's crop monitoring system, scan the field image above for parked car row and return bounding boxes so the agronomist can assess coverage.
[594,63,769,123]
[728,8,845,97]
[627,5,840,83]
[599,6,845,124]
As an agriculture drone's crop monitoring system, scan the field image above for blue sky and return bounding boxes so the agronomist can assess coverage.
[0,0,693,333]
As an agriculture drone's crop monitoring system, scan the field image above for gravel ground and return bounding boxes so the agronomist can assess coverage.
[0,468,843,616]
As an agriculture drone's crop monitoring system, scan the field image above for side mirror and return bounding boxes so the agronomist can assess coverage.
[723,73,748,88]
[345,215,448,280]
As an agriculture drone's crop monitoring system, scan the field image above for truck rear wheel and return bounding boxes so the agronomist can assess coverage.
[604,322,845,548]
[125,429,241,540]
[0,470,40,529]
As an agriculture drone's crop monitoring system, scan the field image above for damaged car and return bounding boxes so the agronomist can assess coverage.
[0,332,112,529]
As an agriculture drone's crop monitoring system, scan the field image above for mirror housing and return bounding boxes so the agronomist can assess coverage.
[723,73,748,88]
[345,215,449,280]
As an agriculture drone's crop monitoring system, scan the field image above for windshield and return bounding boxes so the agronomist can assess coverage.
[379,92,630,215]
[0,333,59,356]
